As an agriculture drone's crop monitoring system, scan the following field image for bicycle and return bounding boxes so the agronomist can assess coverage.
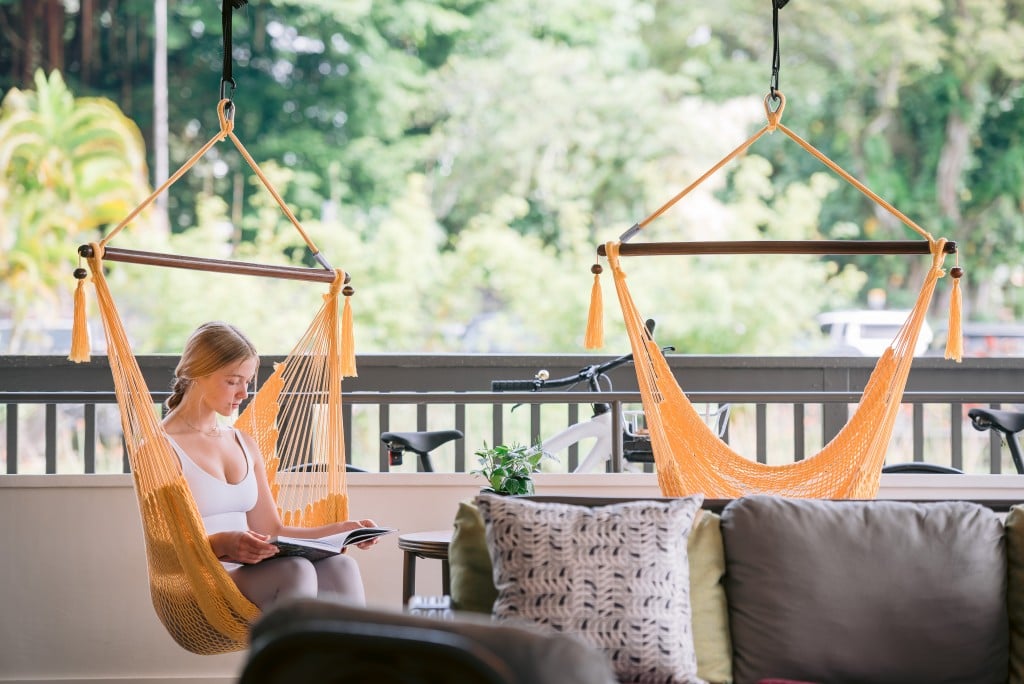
[490,322,730,473]
[878,406,1024,475]
[380,429,464,473]
[967,406,1024,475]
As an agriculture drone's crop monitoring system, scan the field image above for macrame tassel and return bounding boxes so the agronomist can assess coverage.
[944,266,964,362]
[584,264,604,349]
[341,285,357,377]
[69,268,91,363]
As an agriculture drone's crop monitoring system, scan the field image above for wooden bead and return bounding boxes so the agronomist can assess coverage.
[73,268,88,280]
[950,266,964,279]
[342,285,355,296]
[591,264,603,275]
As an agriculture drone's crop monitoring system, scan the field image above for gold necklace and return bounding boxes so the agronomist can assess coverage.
[181,415,221,437]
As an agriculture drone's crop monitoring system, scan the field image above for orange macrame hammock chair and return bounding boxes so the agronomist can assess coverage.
[584,92,964,500]
[69,97,357,655]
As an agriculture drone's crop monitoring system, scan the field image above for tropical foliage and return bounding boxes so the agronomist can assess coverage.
[0,69,150,348]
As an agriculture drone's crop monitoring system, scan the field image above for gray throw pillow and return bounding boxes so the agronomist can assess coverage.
[476,493,705,684]
[1005,505,1024,684]
[721,496,1008,684]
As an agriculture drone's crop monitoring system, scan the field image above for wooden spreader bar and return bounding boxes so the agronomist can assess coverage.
[597,240,957,257]
[78,245,340,284]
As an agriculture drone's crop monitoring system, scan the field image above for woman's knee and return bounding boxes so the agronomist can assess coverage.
[315,553,366,604]
[318,553,362,584]
[328,553,361,575]
[278,556,319,586]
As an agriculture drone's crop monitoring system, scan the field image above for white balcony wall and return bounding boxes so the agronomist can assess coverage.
[1,473,1023,684]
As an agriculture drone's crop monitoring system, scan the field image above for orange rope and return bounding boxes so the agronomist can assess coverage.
[634,92,933,243]
[587,92,962,357]
[101,100,322,256]
[638,126,772,230]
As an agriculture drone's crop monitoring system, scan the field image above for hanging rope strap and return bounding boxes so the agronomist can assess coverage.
[98,99,328,265]
[585,93,963,360]
[623,93,936,245]
[69,99,352,361]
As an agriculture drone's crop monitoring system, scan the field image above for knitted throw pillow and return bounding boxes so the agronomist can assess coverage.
[475,493,705,684]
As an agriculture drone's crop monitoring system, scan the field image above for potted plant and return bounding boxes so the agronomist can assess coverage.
[471,443,551,496]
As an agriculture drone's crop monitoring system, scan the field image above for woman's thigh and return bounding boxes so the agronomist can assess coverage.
[229,556,318,609]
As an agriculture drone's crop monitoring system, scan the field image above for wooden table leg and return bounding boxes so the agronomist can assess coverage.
[402,550,417,606]
[397,530,452,605]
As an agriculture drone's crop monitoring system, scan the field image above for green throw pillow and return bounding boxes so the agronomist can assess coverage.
[689,509,733,684]
[447,500,733,684]
[1007,505,1024,684]
[449,500,499,613]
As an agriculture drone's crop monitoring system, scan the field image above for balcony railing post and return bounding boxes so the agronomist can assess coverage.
[610,399,624,473]
[4,355,1024,476]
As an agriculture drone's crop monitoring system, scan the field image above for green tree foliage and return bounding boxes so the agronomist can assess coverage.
[651,0,1024,320]
[2,1,1023,355]
[0,69,150,345]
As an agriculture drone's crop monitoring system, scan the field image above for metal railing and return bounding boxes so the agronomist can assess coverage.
[6,353,1024,474]
[5,381,1024,475]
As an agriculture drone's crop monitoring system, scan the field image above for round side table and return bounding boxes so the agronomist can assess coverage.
[397,529,453,606]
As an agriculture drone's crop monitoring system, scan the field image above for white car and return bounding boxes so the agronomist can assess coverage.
[816,310,933,357]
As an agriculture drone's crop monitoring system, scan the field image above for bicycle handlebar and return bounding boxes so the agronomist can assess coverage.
[491,379,542,392]
[490,344,675,392]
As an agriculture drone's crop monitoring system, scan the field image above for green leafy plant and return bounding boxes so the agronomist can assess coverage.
[471,443,551,496]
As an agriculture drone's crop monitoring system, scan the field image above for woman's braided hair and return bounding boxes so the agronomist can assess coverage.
[165,321,259,411]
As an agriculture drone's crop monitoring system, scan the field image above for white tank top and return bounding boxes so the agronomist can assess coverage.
[168,429,258,536]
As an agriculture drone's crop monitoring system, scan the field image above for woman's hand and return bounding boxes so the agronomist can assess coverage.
[336,518,380,550]
[210,530,279,564]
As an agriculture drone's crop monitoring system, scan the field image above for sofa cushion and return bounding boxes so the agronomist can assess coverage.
[721,496,1008,684]
[248,597,618,684]
[451,500,733,683]
[449,500,500,613]
[1006,505,1024,684]
[688,509,732,684]
[476,493,704,684]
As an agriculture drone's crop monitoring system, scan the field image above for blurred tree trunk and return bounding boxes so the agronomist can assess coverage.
[21,1,39,83]
[45,0,63,75]
[122,3,134,110]
[80,0,94,84]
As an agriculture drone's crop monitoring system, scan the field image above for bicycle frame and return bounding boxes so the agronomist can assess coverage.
[538,410,618,474]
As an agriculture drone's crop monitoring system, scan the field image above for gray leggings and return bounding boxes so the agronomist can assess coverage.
[229,553,366,610]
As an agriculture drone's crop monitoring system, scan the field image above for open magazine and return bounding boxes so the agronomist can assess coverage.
[268,526,396,562]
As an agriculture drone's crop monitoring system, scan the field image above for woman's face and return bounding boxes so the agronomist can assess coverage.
[195,356,258,416]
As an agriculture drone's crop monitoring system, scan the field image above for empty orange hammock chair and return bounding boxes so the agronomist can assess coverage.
[69,100,356,655]
[584,93,964,500]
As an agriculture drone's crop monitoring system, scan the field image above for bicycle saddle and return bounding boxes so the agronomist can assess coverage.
[381,429,464,454]
[968,407,1024,434]
[881,462,963,474]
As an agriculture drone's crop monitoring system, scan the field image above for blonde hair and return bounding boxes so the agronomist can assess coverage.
[166,321,259,411]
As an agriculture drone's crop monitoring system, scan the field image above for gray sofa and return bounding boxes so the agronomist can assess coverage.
[445,494,1024,684]
[241,494,1024,684]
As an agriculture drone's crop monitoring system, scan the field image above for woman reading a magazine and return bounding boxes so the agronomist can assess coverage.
[161,321,376,609]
